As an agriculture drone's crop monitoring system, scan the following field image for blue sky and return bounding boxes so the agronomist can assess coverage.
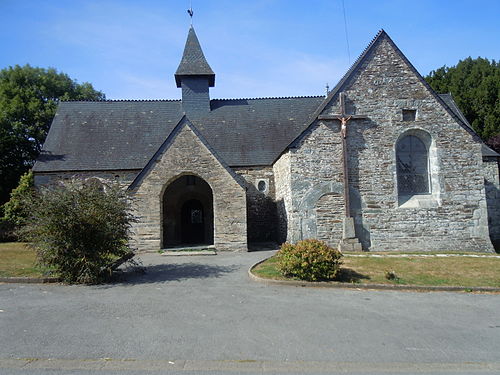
[1,0,499,100]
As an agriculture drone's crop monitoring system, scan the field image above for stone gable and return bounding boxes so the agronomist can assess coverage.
[314,35,493,251]
[129,119,247,252]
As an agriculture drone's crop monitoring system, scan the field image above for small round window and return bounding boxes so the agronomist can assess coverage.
[257,180,267,192]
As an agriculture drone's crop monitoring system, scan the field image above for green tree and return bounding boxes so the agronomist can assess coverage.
[0,64,105,204]
[425,57,500,141]
[2,170,34,227]
[21,180,134,284]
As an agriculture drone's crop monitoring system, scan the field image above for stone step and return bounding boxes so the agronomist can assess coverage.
[160,245,216,256]
[161,250,217,256]
[339,238,363,252]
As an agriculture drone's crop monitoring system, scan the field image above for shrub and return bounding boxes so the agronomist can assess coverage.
[275,239,343,281]
[2,171,34,227]
[20,180,134,284]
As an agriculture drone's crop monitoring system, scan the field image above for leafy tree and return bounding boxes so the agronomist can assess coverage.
[21,180,134,284]
[425,57,500,140]
[0,64,105,204]
[486,133,500,154]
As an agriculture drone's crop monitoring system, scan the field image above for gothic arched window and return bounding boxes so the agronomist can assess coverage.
[396,134,429,195]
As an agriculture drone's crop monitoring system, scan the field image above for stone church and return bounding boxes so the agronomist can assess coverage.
[33,27,500,252]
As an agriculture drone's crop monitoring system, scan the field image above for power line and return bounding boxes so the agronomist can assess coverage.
[341,0,351,65]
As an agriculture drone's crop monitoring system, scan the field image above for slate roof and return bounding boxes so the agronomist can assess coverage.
[33,96,325,172]
[175,26,215,87]
[34,29,497,174]
[439,93,499,157]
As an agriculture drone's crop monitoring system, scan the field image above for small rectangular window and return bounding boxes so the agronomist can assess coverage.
[402,109,417,121]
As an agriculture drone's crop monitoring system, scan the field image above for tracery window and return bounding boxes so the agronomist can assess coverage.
[396,135,429,195]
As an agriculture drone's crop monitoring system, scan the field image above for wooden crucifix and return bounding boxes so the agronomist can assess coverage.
[318,92,367,219]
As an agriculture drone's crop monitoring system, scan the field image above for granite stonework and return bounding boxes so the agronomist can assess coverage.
[233,166,277,243]
[483,158,500,242]
[128,120,247,252]
[287,121,345,244]
[273,151,292,243]
[34,170,139,189]
[313,36,494,252]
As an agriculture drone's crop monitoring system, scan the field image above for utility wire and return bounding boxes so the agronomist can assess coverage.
[341,0,351,65]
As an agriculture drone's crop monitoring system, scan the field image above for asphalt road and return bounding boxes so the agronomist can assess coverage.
[1,250,499,374]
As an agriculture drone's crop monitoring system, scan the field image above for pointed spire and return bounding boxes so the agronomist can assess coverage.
[175,26,215,88]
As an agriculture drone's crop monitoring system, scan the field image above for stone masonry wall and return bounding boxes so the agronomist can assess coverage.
[233,166,277,243]
[34,170,139,189]
[316,36,493,252]
[129,122,247,252]
[287,121,346,247]
[315,193,344,245]
[273,151,292,243]
[483,158,500,242]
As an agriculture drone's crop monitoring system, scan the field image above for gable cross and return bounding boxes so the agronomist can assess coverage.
[317,92,368,251]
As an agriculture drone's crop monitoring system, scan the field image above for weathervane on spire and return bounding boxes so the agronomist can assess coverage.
[187,1,194,24]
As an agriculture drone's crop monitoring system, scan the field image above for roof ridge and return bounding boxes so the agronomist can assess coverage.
[61,99,182,103]
[324,29,386,102]
[274,29,388,161]
[211,95,324,101]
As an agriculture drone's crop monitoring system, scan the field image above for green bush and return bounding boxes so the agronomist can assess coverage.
[2,171,35,227]
[1,171,34,241]
[275,239,343,281]
[21,180,134,284]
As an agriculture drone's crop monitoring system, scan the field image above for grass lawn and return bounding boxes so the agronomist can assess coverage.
[0,242,44,278]
[252,254,500,288]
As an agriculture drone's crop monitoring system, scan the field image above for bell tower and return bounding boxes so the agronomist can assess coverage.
[175,26,215,114]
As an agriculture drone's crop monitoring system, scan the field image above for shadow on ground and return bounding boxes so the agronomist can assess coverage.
[336,268,370,283]
[493,240,500,254]
[110,262,240,285]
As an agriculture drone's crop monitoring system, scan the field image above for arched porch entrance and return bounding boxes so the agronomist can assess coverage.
[162,175,214,248]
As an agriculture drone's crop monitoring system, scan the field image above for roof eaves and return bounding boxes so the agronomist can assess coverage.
[272,29,387,164]
[482,144,500,157]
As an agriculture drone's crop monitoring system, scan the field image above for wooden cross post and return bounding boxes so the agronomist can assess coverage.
[318,92,367,250]
[318,92,367,218]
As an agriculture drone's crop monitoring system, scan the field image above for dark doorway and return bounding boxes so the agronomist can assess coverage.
[181,199,205,244]
[162,175,213,248]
